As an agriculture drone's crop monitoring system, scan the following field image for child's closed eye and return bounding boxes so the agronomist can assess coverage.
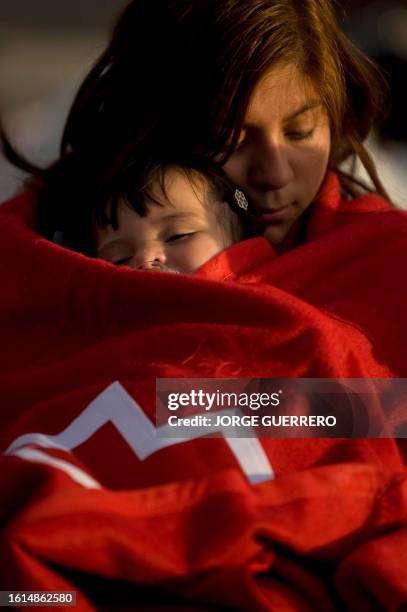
[112,256,133,266]
[165,232,197,243]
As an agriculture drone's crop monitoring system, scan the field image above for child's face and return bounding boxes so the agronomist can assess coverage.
[95,170,232,274]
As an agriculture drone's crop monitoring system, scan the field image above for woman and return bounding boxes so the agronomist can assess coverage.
[3,0,392,247]
[1,1,407,610]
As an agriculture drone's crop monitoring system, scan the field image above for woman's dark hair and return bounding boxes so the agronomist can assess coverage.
[2,0,391,246]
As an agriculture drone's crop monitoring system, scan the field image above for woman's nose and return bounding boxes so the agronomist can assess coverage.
[250,142,294,191]
[133,243,167,270]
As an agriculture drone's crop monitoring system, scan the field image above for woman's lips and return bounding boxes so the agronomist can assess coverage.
[257,203,293,224]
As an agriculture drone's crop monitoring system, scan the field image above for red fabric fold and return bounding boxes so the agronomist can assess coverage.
[1,174,407,610]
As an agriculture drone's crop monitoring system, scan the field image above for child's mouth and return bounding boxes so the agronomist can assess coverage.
[137,261,181,274]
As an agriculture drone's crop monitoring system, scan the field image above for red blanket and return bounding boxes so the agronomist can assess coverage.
[1,175,407,610]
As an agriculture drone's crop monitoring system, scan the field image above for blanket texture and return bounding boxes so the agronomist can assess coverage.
[1,174,407,611]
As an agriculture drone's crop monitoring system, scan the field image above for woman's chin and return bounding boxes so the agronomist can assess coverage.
[263,223,289,247]
[263,216,304,251]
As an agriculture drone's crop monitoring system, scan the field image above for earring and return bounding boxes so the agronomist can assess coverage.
[233,189,248,211]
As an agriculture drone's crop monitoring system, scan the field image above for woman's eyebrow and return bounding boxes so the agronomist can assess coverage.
[284,100,322,122]
[242,100,323,130]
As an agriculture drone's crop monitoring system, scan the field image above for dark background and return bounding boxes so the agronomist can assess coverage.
[0,0,406,205]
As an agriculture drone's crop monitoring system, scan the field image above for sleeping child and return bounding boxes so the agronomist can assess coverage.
[92,162,255,274]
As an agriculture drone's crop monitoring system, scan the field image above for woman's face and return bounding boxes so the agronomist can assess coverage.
[222,64,331,246]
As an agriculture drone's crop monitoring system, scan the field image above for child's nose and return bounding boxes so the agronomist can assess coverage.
[136,260,165,271]
[133,243,167,270]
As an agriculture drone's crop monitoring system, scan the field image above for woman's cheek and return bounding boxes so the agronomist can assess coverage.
[222,156,246,188]
[298,146,330,196]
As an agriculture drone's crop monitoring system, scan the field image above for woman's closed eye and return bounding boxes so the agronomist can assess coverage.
[285,128,315,141]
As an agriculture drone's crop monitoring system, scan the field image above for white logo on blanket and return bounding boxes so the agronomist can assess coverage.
[5,382,274,488]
